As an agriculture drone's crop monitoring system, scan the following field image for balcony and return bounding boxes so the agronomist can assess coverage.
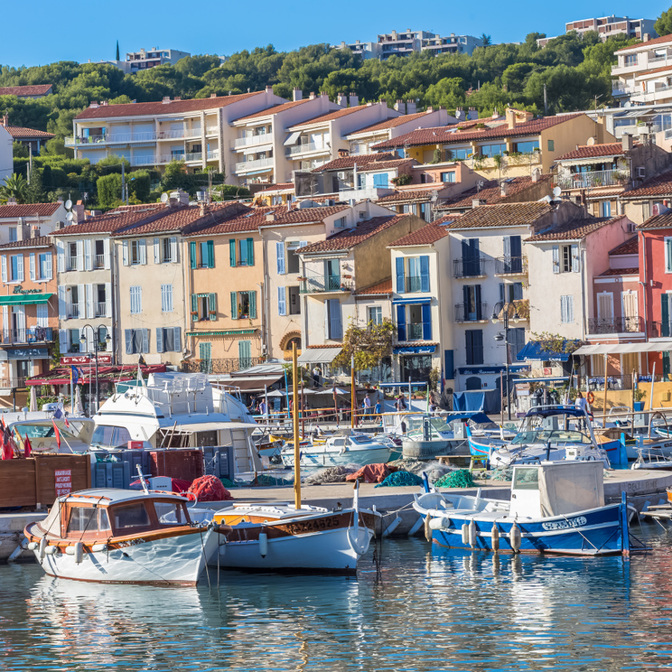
[157,129,186,140]
[556,169,627,190]
[0,327,54,345]
[66,131,158,146]
[95,302,107,318]
[0,377,27,390]
[94,254,105,269]
[398,322,430,341]
[288,142,330,157]
[234,134,274,149]
[207,149,220,161]
[185,152,203,163]
[494,256,527,276]
[454,303,489,323]
[234,157,274,173]
[453,258,487,279]
[67,305,80,319]
[300,273,353,294]
[404,275,423,293]
[588,316,644,334]
[130,155,156,166]
[66,258,79,272]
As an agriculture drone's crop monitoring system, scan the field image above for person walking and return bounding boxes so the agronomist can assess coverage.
[363,393,372,418]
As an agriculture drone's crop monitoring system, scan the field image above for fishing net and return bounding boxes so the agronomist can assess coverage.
[434,470,476,489]
[374,470,424,488]
[346,463,393,484]
[187,475,233,502]
[304,466,357,485]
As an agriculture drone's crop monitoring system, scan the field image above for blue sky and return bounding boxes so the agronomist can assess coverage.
[1,1,670,68]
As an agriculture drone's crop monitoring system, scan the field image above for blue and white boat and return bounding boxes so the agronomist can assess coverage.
[413,460,633,556]
[281,432,393,469]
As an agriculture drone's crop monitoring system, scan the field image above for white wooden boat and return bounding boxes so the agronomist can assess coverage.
[281,433,392,468]
[24,489,215,586]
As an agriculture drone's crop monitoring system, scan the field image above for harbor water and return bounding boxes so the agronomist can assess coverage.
[3,526,672,671]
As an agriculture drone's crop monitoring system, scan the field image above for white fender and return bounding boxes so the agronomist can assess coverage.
[461,523,469,546]
[347,525,370,557]
[510,523,521,553]
[258,532,268,558]
[424,515,432,542]
[91,543,107,553]
[429,518,445,530]
[28,541,37,551]
[38,537,47,559]
[45,545,57,555]
[74,541,83,564]
[491,523,500,552]
[469,520,477,548]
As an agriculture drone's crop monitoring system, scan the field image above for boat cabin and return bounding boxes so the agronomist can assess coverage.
[509,460,605,519]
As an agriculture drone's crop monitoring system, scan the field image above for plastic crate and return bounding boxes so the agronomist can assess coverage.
[91,461,132,489]
[201,446,234,480]
[150,450,204,481]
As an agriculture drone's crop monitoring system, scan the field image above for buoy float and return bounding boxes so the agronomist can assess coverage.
[258,531,268,558]
[461,523,469,546]
[491,523,500,552]
[424,515,432,542]
[74,542,83,564]
[469,520,477,548]
[510,523,521,553]
[38,537,47,559]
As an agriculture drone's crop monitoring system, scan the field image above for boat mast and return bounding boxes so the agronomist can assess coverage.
[292,342,301,510]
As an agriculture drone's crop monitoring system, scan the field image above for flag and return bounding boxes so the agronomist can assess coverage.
[2,423,13,460]
[52,420,61,449]
[64,415,70,429]
[71,366,80,386]
[138,355,147,367]
[23,435,32,458]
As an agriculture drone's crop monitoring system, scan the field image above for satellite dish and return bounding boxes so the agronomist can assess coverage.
[160,193,169,203]
[64,199,73,210]
[553,186,562,198]
[66,212,74,221]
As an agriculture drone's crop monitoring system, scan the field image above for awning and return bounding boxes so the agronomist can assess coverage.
[458,365,529,375]
[160,421,259,433]
[574,342,672,355]
[283,131,301,146]
[223,374,283,392]
[0,293,52,305]
[516,340,577,362]
[7,347,48,360]
[297,348,342,365]
[187,329,257,337]
[392,297,432,306]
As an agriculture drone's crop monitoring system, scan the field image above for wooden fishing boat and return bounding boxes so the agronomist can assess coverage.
[24,489,215,586]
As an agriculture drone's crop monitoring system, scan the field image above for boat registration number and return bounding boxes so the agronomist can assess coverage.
[541,516,587,531]
[286,517,342,534]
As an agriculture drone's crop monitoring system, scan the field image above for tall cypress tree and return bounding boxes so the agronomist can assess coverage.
[115,40,120,61]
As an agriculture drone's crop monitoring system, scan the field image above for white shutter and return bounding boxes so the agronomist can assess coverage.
[76,241,84,271]
[103,238,111,269]
[77,283,85,315]
[29,253,36,281]
[84,239,92,271]
[45,252,52,281]
[552,245,560,274]
[0,255,6,283]
[2,306,7,342]
[105,282,112,318]
[278,286,287,316]
[122,240,129,266]
[56,240,65,273]
[567,295,574,322]
[58,285,67,319]
[86,329,95,354]
[85,283,94,319]
[571,244,580,273]
[598,292,614,321]
[154,238,160,264]
[14,305,25,332]
[59,329,68,353]
[16,255,24,282]
[170,237,178,263]
[139,239,147,265]
[36,303,48,327]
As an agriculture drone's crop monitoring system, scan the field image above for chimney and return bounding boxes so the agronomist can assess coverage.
[293,88,302,102]
[455,107,465,122]
[266,212,276,222]
[406,100,417,114]
[31,226,40,239]
[1,114,7,127]
[643,33,651,42]
[173,96,181,101]
[349,93,359,107]
[266,85,273,94]
[89,101,99,108]
[505,107,517,130]
[309,92,316,100]
[472,198,487,209]
[337,92,347,107]
[622,133,633,152]
[500,182,509,197]
[199,202,208,217]
[467,107,478,120]
[394,100,404,112]
[531,168,540,183]
[337,148,349,158]
[210,93,217,98]
[162,96,171,104]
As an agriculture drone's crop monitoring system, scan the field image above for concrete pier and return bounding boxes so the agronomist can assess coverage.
[0,512,47,562]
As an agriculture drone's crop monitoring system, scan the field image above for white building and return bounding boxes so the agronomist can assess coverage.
[125,47,191,72]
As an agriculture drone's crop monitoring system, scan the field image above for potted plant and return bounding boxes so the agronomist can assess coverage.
[633,386,646,412]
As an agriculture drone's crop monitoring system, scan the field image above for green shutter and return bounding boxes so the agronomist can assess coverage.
[663,293,670,337]
[230,291,238,320]
[207,240,215,268]
[249,291,257,319]
[229,239,236,267]
[209,293,217,320]
[247,238,254,266]
[191,293,197,317]
[189,242,197,269]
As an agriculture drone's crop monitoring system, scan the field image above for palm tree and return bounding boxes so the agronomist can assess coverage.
[0,173,29,204]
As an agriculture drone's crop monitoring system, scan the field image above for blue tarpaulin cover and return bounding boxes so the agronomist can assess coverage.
[516,340,578,362]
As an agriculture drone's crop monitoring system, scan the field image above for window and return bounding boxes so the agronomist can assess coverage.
[67,507,98,533]
[68,286,80,319]
[326,299,343,340]
[124,329,149,354]
[38,253,51,280]
[553,244,579,274]
[372,172,389,188]
[227,238,254,267]
[479,143,507,157]
[160,237,176,263]
[9,255,23,282]
[624,54,637,67]
[600,200,612,218]
[462,285,482,321]
[440,172,456,183]
[95,284,107,317]
[193,293,217,321]
[334,216,347,229]
[446,147,469,160]
[285,242,304,274]
[500,282,523,303]
[94,240,105,268]
[231,291,256,320]
[465,329,484,365]
[67,242,78,271]
[368,306,383,325]
[8,227,17,243]
[112,502,151,531]
[288,286,300,315]
[513,140,539,153]
[130,286,142,314]
[395,255,430,293]
[396,303,431,341]
[156,327,181,353]
[196,240,214,268]
[161,284,173,313]
[130,239,145,265]
[239,340,252,368]
[68,328,80,352]
[547,139,555,152]
[560,295,574,323]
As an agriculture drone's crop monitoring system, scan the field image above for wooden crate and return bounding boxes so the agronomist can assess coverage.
[0,460,36,507]
[34,455,92,508]
[150,450,204,481]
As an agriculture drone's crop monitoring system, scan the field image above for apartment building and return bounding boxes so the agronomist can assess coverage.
[230,91,339,186]
[0,235,58,391]
[538,15,656,47]
[113,201,248,366]
[67,88,285,175]
[125,47,191,72]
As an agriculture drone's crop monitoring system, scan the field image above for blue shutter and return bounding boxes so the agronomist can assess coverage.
[238,340,252,367]
[156,328,164,353]
[512,282,523,301]
[396,304,406,341]
[191,293,198,315]
[189,242,197,269]
[422,303,432,340]
[330,300,342,340]
[239,239,248,266]
[475,285,482,320]
[420,255,430,292]
[278,287,287,315]
[209,293,217,321]
[229,240,236,267]
[276,242,285,275]
[124,329,133,355]
[395,257,405,293]
[230,292,238,319]
[444,349,454,379]
[247,238,254,265]
[142,329,149,353]
[473,330,483,365]
[207,240,215,268]
[173,328,181,353]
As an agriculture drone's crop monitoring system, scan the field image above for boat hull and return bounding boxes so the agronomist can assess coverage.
[426,504,626,556]
[282,446,391,469]
[26,525,214,586]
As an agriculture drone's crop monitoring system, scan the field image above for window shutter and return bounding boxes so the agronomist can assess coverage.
[475,285,482,320]
[58,285,66,319]
[395,257,405,293]
[229,239,237,267]
[105,282,112,317]
[156,328,164,353]
[276,242,285,274]
[571,244,580,273]
[422,303,432,340]
[664,294,670,337]
[16,256,24,282]
[191,293,198,316]
[190,242,197,269]
[142,329,149,353]
[420,255,430,292]
[238,239,248,266]
[209,293,217,320]
[503,236,511,259]
[238,340,251,366]
[76,241,84,271]
[170,237,178,263]
[567,295,574,322]
[473,330,483,365]
[124,329,133,355]
[36,303,48,328]
[85,283,94,319]
[331,300,342,340]
[396,304,406,341]
[207,240,215,268]
[510,235,522,258]
[173,327,181,353]
[552,245,560,274]
[512,282,523,301]
[45,253,53,281]
[0,256,5,283]
[247,238,254,265]
[230,292,238,319]
[249,291,257,319]
[122,240,129,266]
[56,240,65,272]
[29,253,36,281]
[139,239,147,265]
[278,286,287,315]
[154,238,160,264]
[84,239,92,271]
[59,329,68,353]
[103,238,111,269]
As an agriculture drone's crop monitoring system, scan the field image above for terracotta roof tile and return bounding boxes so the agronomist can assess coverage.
[289,105,390,129]
[0,203,62,219]
[258,204,350,226]
[348,111,438,135]
[0,84,52,97]
[609,236,638,255]
[617,33,672,52]
[75,91,264,120]
[51,205,166,236]
[556,143,626,161]
[390,222,448,247]
[622,170,672,199]
[377,186,443,204]
[314,153,397,172]
[599,267,639,276]
[584,187,625,199]
[232,98,318,122]
[635,63,672,77]
[355,278,393,295]
[0,235,52,250]
[447,202,552,230]
[638,211,672,230]
[299,215,407,253]
[186,208,271,237]
[527,217,615,241]
[373,114,584,150]
[3,125,54,140]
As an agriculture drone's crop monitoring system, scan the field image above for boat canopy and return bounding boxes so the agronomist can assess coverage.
[538,461,605,516]
[526,405,586,419]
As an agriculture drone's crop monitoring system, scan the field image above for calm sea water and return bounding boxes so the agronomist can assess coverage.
[3,526,672,672]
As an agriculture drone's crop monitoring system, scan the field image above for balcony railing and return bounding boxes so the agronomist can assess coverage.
[94,254,105,268]
[234,134,273,149]
[185,152,203,162]
[0,377,27,389]
[556,169,627,190]
[404,275,423,293]
[494,256,526,275]
[0,327,54,345]
[67,131,158,146]
[454,303,489,322]
[288,142,329,157]
[130,155,156,166]
[588,316,644,334]
[207,150,220,161]
[648,321,671,338]
[67,305,80,319]
[300,274,352,293]
[66,258,79,271]
[182,357,264,374]
[95,302,107,318]
[453,258,487,278]
[398,322,430,341]
[234,157,274,173]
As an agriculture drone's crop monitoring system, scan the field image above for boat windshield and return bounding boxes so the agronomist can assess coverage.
[154,501,189,526]
[14,424,78,440]
[111,502,151,531]
[511,429,591,446]
[349,435,374,445]
[91,425,133,450]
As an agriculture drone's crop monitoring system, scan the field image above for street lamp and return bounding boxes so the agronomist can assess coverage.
[80,324,111,414]
[491,301,520,421]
